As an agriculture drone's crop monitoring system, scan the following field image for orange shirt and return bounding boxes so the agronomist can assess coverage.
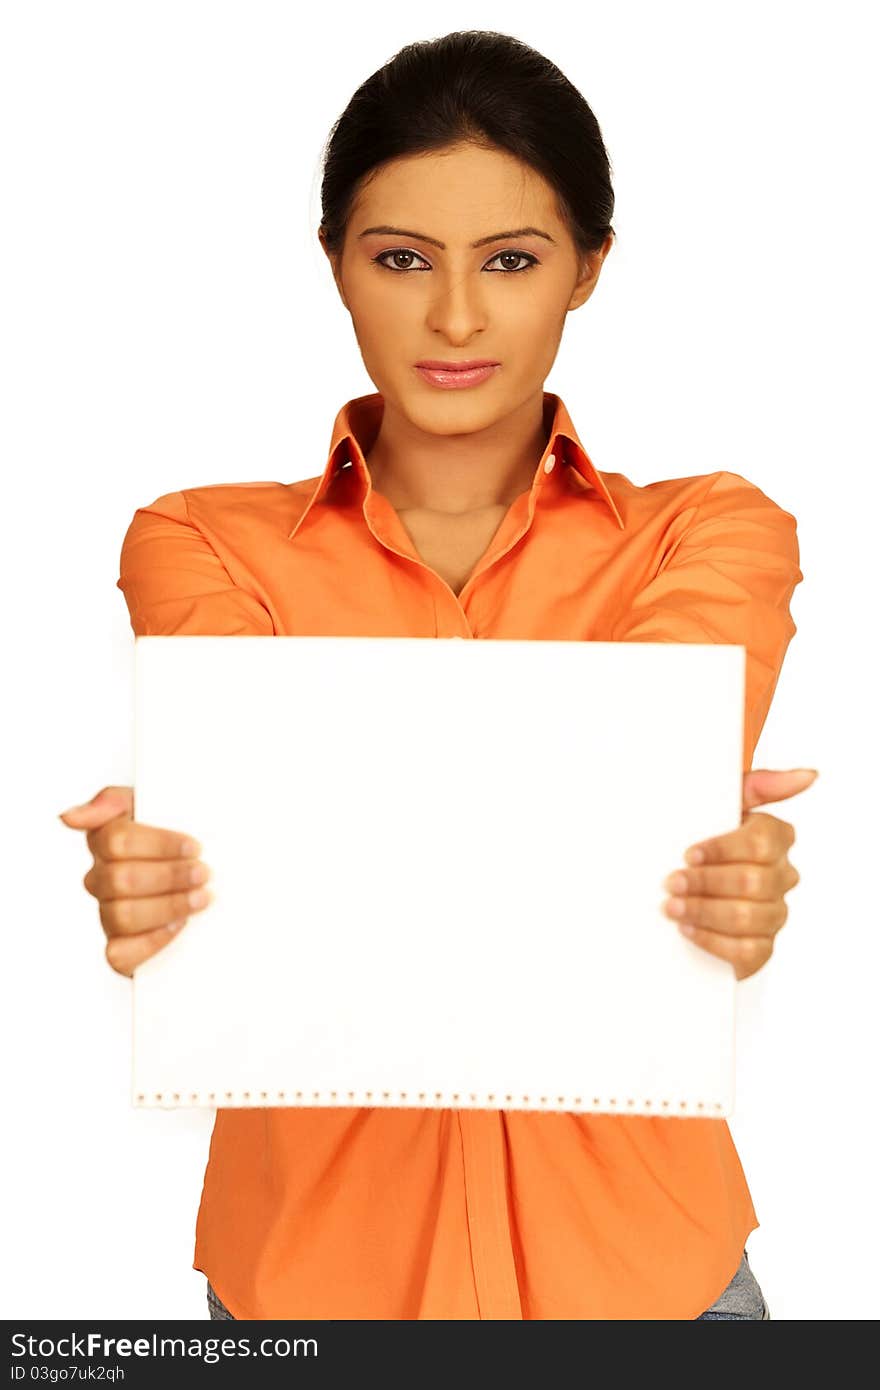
[117,390,802,1319]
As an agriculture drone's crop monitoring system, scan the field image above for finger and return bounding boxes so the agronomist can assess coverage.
[676,926,774,981]
[88,818,202,863]
[685,812,794,867]
[664,894,788,937]
[58,786,133,828]
[741,768,819,812]
[664,860,793,903]
[664,863,775,902]
[100,884,213,938]
[105,921,190,978]
[83,855,211,903]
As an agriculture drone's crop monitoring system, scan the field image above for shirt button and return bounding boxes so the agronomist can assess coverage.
[543,452,556,474]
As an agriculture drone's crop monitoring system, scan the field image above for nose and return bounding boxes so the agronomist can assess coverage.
[424,268,489,343]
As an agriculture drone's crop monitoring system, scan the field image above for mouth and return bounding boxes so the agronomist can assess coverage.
[416,359,500,371]
[414,360,501,390]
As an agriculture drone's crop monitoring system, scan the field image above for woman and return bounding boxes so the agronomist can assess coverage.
[59,30,816,1320]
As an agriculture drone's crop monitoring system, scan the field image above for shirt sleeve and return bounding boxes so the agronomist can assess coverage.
[610,471,803,772]
[116,489,274,637]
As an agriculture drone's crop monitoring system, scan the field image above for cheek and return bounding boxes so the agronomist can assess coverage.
[503,279,571,337]
[510,296,568,371]
[348,285,414,351]
[346,273,569,362]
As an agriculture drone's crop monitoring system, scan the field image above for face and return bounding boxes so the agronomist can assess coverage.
[319,142,613,436]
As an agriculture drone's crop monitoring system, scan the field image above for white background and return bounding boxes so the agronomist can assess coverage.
[2,0,876,1320]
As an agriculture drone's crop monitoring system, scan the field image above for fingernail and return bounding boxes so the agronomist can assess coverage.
[167,920,186,934]
[59,791,111,817]
[794,768,819,778]
[664,872,689,895]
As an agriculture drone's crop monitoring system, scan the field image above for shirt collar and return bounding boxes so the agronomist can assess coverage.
[287,390,624,540]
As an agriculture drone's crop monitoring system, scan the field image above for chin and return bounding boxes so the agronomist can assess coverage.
[407,392,507,433]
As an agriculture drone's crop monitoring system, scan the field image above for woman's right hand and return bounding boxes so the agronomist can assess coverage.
[58,786,213,977]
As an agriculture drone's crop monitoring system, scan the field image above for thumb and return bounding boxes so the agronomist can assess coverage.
[742,767,819,811]
[58,785,134,828]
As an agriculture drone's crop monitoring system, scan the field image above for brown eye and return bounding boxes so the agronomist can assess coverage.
[373,249,430,272]
[373,248,539,274]
[487,251,538,272]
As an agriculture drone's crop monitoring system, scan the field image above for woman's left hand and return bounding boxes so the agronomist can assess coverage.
[662,767,819,980]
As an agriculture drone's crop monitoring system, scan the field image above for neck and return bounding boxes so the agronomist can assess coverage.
[364,390,550,515]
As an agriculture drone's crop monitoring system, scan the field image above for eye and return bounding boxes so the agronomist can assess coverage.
[372,248,539,274]
[373,249,431,272]
[485,251,539,273]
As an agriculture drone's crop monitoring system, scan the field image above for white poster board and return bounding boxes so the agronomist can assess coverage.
[132,637,745,1117]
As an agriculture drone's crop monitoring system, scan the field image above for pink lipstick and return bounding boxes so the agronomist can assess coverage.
[414,359,500,390]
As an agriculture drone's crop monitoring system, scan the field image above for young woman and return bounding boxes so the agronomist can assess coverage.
[60,30,816,1320]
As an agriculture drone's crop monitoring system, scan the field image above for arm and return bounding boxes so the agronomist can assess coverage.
[62,489,273,976]
[116,489,274,637]
[610,471,809,979]
[610,470,803,772]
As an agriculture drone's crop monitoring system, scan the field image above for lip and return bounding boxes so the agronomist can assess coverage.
[414,361,501,390]
[415,359,500,370]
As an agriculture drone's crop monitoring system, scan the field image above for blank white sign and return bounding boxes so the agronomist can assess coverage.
[131,636,745,1117]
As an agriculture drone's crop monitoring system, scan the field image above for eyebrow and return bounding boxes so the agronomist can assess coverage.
[357,225,557,249]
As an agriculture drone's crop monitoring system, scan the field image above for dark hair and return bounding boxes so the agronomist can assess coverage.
[319,29,615,262]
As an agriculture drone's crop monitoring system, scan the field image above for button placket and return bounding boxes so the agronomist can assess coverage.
[457,1110,523,1319]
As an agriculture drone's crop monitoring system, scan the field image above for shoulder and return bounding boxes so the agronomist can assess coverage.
[598,467,798,554]
[601,466,797,522]
[121,476,322,547]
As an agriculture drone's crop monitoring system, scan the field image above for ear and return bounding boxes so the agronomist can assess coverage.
[318,227,349,310]
[568,231,615,312]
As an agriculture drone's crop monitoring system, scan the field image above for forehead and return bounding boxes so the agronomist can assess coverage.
[353,144,559,228]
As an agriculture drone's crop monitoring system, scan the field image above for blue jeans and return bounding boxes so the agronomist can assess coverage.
[206,1248,770,1320]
